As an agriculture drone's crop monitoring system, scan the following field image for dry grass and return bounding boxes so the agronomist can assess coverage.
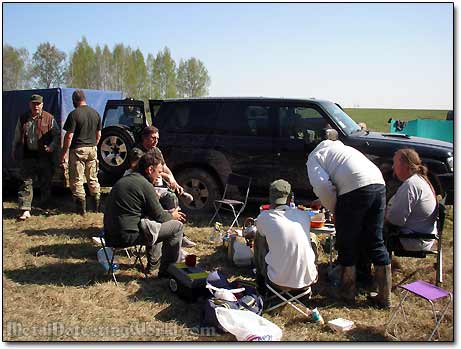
[2,193,454,342]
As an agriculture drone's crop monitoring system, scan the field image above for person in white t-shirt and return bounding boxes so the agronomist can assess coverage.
[306,134,391,308]
[254,179,318,292]
[386,148,438,252]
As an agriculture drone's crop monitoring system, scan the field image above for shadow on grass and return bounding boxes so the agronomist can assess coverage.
[5,261,99,286]
[28,242,95,259]
[346,325,388,341]
[22,227,101,238]
[4,260,148,287]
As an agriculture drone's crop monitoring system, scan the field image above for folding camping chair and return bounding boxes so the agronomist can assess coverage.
[263,281,313,318]
[208,173,251,229]
[98,230,145,286]
[386,202,446,285]
[385,280,452,341]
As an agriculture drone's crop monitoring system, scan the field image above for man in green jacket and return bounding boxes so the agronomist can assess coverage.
[104,150,186,276]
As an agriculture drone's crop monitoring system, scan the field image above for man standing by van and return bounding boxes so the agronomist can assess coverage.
[12,94,59,220]
[60,90,101,215]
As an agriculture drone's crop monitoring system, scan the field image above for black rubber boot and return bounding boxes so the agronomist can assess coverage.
[89,194,100,213]
[75,197,86,216]
[369,264,392,308]
[340,266,357,303]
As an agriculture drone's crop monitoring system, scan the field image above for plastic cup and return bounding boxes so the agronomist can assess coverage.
[185,254,197,267]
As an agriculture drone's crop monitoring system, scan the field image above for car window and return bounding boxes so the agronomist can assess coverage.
[320,101,360,135]
[279,106,329,143]
[158,102,218,134]
[103,105,144,127]
[216,102,272,137]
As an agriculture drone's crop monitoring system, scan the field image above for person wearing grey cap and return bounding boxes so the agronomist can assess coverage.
[11,94,59,220]
[254,179,318,292]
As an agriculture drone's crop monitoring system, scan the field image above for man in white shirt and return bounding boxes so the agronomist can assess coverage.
[254,179,318,291]
[306,136,391,308]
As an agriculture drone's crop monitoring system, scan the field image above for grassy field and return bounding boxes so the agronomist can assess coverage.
[344,108,449,133]
[2,190,454,342]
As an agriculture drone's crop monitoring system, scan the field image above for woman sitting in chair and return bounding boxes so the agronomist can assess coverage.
[386,148,438,252]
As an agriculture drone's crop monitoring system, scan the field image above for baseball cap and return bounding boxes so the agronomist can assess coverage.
[269,179,291,205]
[30,94,43,103]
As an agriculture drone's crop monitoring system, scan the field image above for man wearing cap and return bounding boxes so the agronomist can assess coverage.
[254,179,318,291]
[11,94,59,220]
[60,90,102,215]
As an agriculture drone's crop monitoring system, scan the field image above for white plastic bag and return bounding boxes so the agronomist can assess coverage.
[232,240,253,266]
[215,308,282,341]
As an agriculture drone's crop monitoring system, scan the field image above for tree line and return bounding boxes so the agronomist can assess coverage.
[3,37,211,100]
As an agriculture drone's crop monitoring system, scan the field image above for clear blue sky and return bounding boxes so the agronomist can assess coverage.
[2,2,453,109]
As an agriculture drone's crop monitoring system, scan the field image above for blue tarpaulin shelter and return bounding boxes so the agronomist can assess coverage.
[2,87,123,182]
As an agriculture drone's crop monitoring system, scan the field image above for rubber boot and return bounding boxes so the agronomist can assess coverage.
[340,266,356,303]
[370,264,392,308]
[90,194,101,213]
[75,197,86,216]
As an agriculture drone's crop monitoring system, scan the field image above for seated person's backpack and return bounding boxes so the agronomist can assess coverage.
[201,270,263,333]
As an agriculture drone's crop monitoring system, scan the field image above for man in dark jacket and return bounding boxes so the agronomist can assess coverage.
[103,150,186,276]
[11,94,59,220]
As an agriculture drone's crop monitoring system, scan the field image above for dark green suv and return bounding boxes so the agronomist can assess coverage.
[99,97,454,212]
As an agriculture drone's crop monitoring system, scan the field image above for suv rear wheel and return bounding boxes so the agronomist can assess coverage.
[176,169,220,212]
[98,126,135,177]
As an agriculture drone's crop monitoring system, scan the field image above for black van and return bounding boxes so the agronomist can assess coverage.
[98,97,454,212]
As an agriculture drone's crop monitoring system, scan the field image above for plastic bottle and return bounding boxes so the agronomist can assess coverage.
[209,223,223,244]
[97,247,118,272]
[310,308,325,325]
[289,192,296,209]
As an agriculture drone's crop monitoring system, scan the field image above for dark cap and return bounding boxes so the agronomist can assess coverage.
[30,94,43,103]
[269,179,291,205]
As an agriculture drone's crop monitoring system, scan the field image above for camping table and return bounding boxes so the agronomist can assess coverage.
[310,225,336,272]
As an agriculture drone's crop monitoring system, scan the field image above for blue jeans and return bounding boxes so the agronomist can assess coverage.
[335,184,390,267]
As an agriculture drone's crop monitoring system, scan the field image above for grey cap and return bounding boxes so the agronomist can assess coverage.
[269,179,291,205]
[30,94,43,103]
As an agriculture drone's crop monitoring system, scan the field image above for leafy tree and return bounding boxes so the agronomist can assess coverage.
[124,48,148,99]
[2,45,30,90]
[149,47,177,99]
[30,42,66,88]
[68,37,97,89]
[112,43,130,92]
[177,57,211,97]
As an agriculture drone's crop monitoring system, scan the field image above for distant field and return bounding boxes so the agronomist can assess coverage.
[344,108,449,133]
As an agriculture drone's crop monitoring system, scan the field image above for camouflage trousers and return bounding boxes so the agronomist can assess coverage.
[18,155,54,210]
[68,146,100,201]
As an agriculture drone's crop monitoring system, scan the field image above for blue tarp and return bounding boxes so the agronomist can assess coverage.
[2,87,123,176]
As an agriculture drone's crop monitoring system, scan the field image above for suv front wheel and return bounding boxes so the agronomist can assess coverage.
[176,168,220,212]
